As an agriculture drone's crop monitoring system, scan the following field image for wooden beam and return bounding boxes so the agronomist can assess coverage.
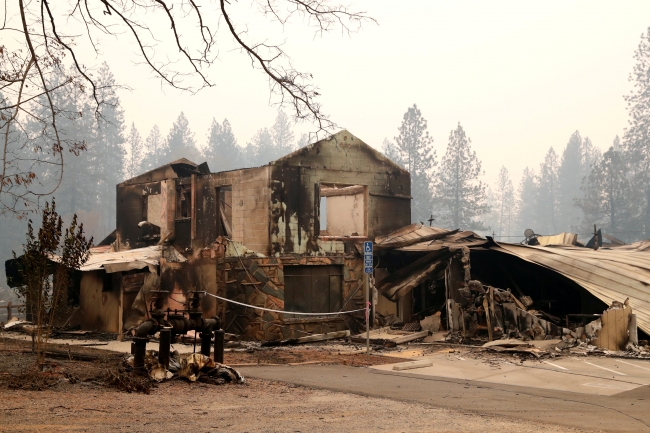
[320,185,364,197]
[369,192,413,200]
[219,202,232,238]
[390,330,429,344]
[261,330,350,346]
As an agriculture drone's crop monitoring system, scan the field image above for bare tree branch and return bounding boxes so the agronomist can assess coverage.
[1,0,375,215]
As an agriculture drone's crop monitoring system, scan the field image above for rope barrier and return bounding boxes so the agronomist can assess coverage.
[205,292,366,317]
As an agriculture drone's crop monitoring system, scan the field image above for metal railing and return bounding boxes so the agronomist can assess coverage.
[0,301,25,323]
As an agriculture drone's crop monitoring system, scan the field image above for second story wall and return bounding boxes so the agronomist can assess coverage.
[195,166,271,254]
[269,130,411,255]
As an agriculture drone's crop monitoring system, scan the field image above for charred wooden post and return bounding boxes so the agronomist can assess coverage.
[214,329,225,363]
[133,337,149,372]
[159,327,172,368]
[200,331,213,357]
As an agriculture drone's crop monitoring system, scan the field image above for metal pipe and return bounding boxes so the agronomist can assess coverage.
[135,319,158,338]
[133,337,149,373]
[159,327,172,368]
[200,317,220,333]
[200,332,213,357]
[214,329,225,363]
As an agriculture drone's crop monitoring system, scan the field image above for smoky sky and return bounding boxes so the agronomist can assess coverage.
[85,1,650,185]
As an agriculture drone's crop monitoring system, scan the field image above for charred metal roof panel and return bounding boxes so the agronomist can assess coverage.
[375,223,449,246]
[79,245,164,273]
[535,232,578,246]
[398,231,486,252]
[491,242,650,335]
[375,224,485,252]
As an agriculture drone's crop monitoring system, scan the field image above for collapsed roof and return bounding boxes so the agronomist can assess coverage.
[374,224,650,335]
[489,242,650,335]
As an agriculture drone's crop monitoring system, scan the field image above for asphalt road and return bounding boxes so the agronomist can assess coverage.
[239,364,650,433]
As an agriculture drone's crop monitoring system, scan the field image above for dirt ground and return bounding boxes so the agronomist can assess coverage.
[0,337,601,433]
[1,375,598,433]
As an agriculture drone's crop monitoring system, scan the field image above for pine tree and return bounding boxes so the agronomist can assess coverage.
[382,138,401,166]
[164,112,201,164]
[244,127,275,166]
[495,166,515,240]
[91,63,126,231]
[434,123,489,230]
[271,111,295,156]
[515,167,538,236]
[480,186,501,238]
[578,144,633,239]
[622,28,650,238]
[204,118,242,172]
[141,125,167,171]
[384,104,436,223]
[536,147,559,234]
[26,66,95,220]
[557,131,584,231]
[124,123,144,179]
[581,136,602,179]
[296,133,309,149]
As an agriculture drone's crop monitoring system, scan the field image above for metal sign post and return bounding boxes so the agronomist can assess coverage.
[364,241,373,354]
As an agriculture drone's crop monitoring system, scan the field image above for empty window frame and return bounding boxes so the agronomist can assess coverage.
[176,185,191,219]
[141,194,161,240]
[318,184,367,237]
[284,265,343,315]
[216,186,233,238]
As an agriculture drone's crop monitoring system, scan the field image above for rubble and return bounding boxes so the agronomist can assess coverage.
[260,330,350,347]
[126,349,245,385]
[2,316,30,330]
[350,327,428,347]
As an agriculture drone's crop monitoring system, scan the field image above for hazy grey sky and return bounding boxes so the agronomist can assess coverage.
[98,1,650,185]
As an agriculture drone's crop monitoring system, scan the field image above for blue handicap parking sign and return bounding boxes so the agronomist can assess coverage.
[364,241,373,253]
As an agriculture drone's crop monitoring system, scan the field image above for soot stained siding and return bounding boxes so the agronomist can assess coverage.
[268,131,411,254]
[103,131,411,340]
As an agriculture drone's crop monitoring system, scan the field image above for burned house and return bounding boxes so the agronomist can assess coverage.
[373,224,650,348]
[8,128,647,349]
[8,130,411,339]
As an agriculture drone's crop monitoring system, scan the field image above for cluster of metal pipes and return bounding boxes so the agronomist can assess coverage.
[132,290,225,371]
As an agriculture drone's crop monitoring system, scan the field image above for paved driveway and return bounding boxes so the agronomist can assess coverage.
[372,352,650,396]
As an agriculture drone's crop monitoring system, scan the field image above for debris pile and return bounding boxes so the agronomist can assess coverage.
[447,280,570,342]
[127,350,245,385]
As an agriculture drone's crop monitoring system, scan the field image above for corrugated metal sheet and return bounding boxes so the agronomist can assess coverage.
[374,225,484,300]
[398,230,486,252]
[374,223,484,252]
[491,242,650,335]
[79,246,163,273]
[535,232,578,246]
[375,223,449,245]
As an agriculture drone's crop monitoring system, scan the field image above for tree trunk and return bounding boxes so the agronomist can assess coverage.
[645,187,650,239]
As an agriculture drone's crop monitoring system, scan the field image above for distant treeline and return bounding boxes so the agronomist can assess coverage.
[4,28,650,297]
[388,30,650,244]
[0,63,310,295]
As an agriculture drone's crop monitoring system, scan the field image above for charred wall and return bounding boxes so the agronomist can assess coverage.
[194,167,271,254]
[269,134,411,255]
[216,254,366,340]
[67,270,120,333]
[117,183,149,250]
